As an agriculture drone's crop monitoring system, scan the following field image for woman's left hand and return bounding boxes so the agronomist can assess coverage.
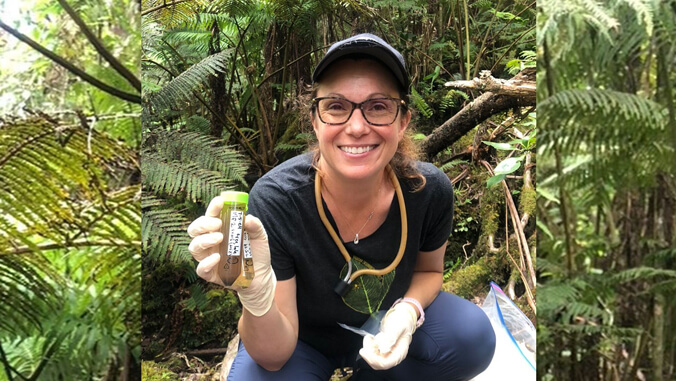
[359,302,418,370]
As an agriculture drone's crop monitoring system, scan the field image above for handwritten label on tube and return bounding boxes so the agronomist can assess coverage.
[227,211,243,257]
[243,232,252,259]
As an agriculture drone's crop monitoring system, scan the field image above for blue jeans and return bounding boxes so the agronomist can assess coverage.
[227,292,496,381]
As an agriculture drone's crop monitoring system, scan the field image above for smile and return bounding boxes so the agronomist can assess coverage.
[339,145,377,154]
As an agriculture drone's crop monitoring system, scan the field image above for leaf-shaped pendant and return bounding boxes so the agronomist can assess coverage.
[339,257,396,315]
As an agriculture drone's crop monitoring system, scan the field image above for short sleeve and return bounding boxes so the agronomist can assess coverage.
[419,166,454,252]
[248,178,296,280]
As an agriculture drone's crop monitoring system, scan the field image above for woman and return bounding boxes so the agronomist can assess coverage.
[187,33,495,380]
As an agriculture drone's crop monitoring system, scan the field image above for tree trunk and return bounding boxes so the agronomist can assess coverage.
[653,294,665,381]
[208,21,226,138]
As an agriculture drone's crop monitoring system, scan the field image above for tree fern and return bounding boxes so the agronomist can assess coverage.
[141,0,205,28]
[142,152,241,202]
[153,130,248,187]
[147,49,234,113]
[0,116,140,379]
[142,195,192,263]
[612,266,676,285]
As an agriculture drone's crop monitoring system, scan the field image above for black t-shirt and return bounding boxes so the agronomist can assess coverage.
[248,153,454,357]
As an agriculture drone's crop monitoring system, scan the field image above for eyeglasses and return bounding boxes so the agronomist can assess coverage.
[312,97,406,126]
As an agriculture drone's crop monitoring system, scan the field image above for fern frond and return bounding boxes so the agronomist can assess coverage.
[148,49,234,113]
[184,114,211,133]
[537,278,591,320]
[0,118,137,249]
[142,154,240,204]
[0,254,58,335]
[163,30,212,55]
[440,159,469,172]
[181,283,210,311]
[440,89,469,113]
[619,0,654,36]
[540,89,666,138]
[153,130,249,187]
[612,266,676,283]
[538,0,618,54]
[410,87,433,118]
[141,202,192,263]
[141,0,205,28]
[1,118,139,344]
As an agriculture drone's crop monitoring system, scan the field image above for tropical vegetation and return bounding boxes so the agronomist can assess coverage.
[538,0,676,379]
[141,0,535,377]
[0,0,141,379]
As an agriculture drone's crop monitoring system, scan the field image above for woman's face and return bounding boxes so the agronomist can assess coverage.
[312,59,410,182]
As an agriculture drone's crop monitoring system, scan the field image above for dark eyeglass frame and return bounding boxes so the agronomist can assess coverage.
[311,96,407,126]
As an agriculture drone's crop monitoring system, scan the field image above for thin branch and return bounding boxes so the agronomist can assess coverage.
[491,1,536,41]
[5,240,141,255]
[142,59,175,78]
[407,44,453,79]
[472,0,502,78]
[0,20,140,104]
[481,160,536,312]
[56,0,141,92]
[0,341,22,381]
[490,25,536,74]
[141,0,191,16]
[185,347,229,356]
[0,125,62,167]
[26,333,65,381]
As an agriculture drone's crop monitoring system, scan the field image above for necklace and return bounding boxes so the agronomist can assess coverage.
[321,176,381,244]
[352,211,374,244]
[314,165,408,293]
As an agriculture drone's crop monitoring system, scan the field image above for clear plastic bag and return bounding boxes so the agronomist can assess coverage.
[471,282,536,380]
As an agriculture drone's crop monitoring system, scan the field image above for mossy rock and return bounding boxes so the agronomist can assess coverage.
[141,361,180,381]
[443,258,492,298]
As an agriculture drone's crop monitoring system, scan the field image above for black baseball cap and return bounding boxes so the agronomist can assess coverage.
[312,33,409,93]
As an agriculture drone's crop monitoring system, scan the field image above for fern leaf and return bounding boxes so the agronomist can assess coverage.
[152,130,249,187]
[148,49,233,113]
[142,152,239,202]
[141,204,192,262]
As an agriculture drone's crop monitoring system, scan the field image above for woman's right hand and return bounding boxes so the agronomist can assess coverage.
[187,196,277,316]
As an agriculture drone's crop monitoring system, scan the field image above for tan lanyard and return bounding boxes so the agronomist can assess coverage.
[314,165,408,293]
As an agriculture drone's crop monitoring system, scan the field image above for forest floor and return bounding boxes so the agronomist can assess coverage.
[147,295,491,381]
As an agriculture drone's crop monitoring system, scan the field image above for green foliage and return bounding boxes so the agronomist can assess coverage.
[0,118,140,380]
[439,89,470,114]
[410,87,434,119]
[141,361,180,381]
[539,0,676,377]
[142,130,248,203]
[485,128,536,187]
[147,49,233,113]
[142,195,192,263]
[506,50,536,75]
[1,1,141,379]
[140,1,538,366]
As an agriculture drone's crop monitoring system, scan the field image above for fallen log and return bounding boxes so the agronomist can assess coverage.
[420,69,535,161]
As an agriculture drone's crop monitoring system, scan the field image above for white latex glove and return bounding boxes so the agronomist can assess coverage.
[359,302,418,370]
[187,196,276,317]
